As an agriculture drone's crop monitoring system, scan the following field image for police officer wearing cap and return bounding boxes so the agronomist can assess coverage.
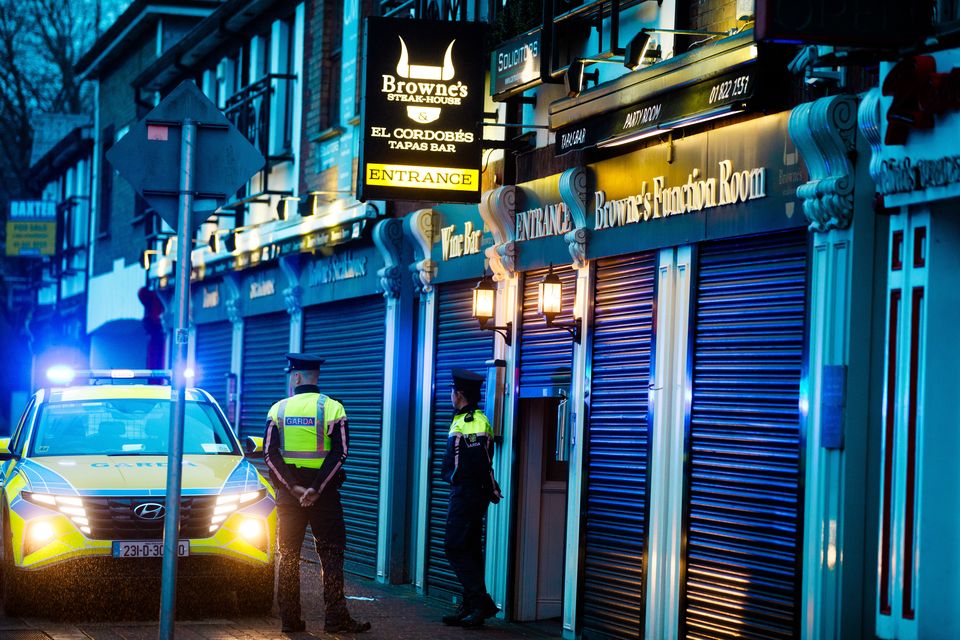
[263,353,371,634]
[441,368,503,628]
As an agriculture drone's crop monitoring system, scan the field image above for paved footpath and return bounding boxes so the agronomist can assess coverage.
[0,552,561,640]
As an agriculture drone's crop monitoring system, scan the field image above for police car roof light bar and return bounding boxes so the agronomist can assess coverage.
[68,369,175,384]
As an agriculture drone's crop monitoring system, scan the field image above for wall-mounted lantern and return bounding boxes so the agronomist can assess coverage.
[472,275,512,345]
[538,265,581,343]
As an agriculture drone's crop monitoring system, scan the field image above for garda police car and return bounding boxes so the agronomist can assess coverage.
[0,369,276,615]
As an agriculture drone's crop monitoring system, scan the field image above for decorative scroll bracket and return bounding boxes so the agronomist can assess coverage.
[857,88,884,193]
[374,218,405,300]
[559,166,590,268]
[479,185,516,281]
[404,208,438,294]
[222,274,242,326]
[278,254,303,316]
[789,94,858,232]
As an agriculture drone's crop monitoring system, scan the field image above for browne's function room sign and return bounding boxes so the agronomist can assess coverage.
[358,17,485,204]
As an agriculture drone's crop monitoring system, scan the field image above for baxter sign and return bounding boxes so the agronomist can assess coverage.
[358,17,485,204]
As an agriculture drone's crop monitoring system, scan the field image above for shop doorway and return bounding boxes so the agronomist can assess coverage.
[513,396,568,622]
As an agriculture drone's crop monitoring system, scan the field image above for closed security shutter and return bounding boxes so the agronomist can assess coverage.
[682,230,807,640]
[426,281,494,600]
[302,296,386,578]
[582,253,657,640]
[518,265,577,397]
[195,321,232,413]
[240,312,290,440]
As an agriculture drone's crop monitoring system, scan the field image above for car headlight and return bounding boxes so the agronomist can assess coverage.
[22,492,91,535]
[208,488,267,533]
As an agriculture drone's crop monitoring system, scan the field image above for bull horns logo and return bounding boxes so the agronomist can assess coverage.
[396,37,456,81]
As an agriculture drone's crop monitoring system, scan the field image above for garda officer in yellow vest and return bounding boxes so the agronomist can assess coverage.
[263,353,371,634]
[441,368,503,628]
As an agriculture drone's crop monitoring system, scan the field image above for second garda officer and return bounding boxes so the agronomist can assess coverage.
[441,368,503,628]
[263,353,371,634]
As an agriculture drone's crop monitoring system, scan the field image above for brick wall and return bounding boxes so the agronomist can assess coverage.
[93,36,160,277]
[686,0,739,36]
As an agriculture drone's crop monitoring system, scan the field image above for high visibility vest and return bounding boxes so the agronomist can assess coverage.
[267,392,346,468]
[449,410,493,438]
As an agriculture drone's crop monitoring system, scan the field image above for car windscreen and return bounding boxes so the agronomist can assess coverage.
[29,399,240,457]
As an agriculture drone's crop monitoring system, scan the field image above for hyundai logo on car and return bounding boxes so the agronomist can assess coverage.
[133,502,166,520]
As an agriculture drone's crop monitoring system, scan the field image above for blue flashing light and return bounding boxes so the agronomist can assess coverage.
[46,365,76,386]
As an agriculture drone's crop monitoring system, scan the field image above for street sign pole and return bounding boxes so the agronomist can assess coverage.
[159,118,196,640]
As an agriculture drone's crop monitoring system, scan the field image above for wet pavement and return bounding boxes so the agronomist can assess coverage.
[0,551,562,639]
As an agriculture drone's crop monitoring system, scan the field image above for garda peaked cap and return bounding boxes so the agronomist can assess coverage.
[451,368,484,395]
[285,353,325,372]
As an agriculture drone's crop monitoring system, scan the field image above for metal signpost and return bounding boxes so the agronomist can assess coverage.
[106,81,263,639]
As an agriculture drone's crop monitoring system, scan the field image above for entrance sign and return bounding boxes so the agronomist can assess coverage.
[6,200,57,257]
[358,17,485,203]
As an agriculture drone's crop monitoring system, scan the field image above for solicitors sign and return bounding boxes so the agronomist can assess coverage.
[358,17,485,204]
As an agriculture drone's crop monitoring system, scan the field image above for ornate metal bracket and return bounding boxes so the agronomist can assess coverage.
[404,208,437,294]
[788,94,858,232]
[479,185,516,281]
[278,255,302,316]
[373,218,404,300]
[559,166,590,268]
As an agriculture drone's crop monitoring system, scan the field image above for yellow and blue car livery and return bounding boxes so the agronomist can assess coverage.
[0,382,276,615]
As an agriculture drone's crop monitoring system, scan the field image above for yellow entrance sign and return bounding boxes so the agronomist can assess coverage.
[6,220,56,256]
[365,163,479,192]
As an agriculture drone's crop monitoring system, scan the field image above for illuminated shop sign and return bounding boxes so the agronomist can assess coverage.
[555,67,755,155]
[875,49,960,207]
[515,202,573,241]
[440,221,483,260]
[201,286,220,309]
[307,250,368,285]
[491,31,541,101]
[594,160,766,229]
[358,17,485,204]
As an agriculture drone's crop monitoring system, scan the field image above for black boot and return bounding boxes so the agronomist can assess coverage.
[442,601,471,626]
[460,595,499,629]
[324,617,372,633]
[281,619,306,633]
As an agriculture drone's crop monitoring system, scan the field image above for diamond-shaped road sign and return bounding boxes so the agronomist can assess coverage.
[106,81,265,233]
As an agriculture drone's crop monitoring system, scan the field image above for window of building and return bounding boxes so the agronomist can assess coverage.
[321,0,344,131]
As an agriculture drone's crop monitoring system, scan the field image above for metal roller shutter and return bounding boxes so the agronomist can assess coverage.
[240,312,290,440]
[518,265,577,397]
[681,230,807,640]
[426,281,494,600]
[302,296,386,578]
[582,253,657,640]
[195,321,232,413]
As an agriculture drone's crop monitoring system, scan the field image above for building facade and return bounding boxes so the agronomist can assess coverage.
[55,0,960,637]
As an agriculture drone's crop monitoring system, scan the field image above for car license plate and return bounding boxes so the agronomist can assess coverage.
[112,540,190,558]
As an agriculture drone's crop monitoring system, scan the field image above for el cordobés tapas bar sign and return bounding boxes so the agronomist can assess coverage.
[358,17,485,204]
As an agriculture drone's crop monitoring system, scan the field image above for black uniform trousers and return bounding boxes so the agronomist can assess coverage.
[444,489,491,610]
[276,488,349,625]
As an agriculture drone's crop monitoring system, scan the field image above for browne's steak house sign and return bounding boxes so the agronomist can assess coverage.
[359,17,485,203]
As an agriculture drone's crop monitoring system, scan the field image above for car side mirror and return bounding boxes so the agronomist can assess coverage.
[0,437,17,461]
[244,436,264,455]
